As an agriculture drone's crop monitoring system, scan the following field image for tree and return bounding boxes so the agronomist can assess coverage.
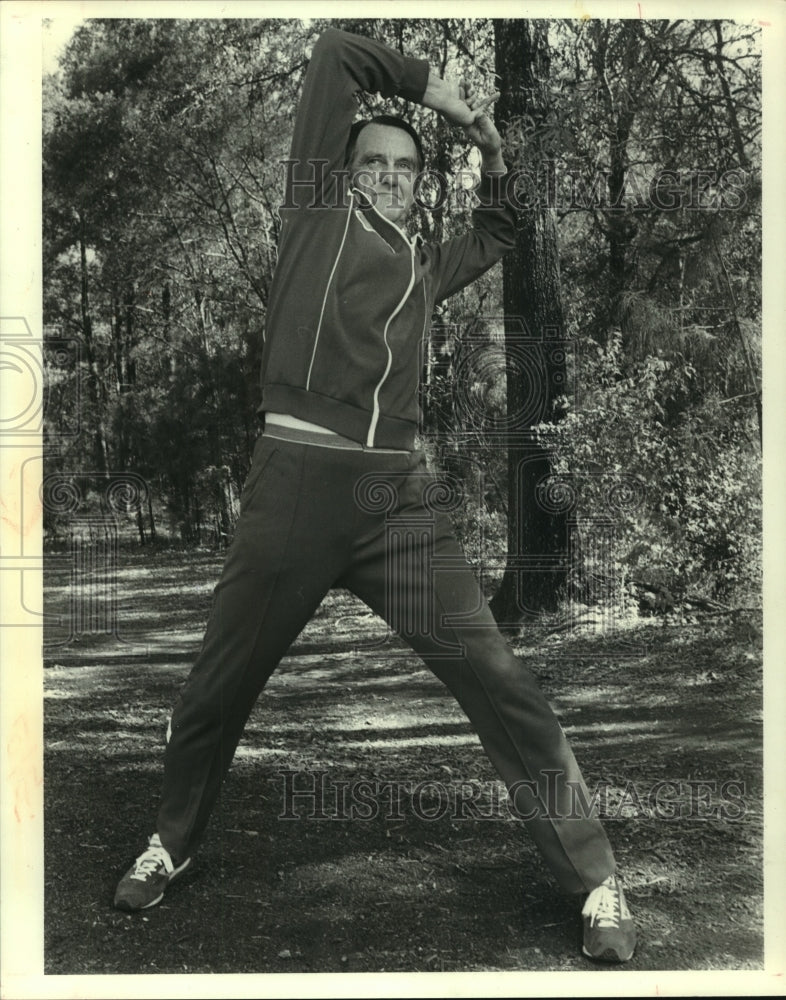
[489,19,569,623]
[44,19,313,542]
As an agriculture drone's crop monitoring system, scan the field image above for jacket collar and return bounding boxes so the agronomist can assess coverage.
[350,188,416,253]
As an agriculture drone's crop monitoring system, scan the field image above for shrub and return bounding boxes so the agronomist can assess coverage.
[535,335,761,605]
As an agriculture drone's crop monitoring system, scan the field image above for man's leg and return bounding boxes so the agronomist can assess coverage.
[115,436,348,909]
[340,456,635,960]
[340,457,614,895]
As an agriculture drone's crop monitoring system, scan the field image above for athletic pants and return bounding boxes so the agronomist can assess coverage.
[157,430,616,894]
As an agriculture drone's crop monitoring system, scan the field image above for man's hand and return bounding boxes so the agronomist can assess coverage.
[422,72,505,173]
[461,82,504,172]
[422,73,474,126]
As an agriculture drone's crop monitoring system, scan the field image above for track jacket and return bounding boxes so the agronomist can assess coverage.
[259,28,517,450]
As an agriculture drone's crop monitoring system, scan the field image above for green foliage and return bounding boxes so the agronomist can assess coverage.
[536,335,761,603]
[42,17,762,603]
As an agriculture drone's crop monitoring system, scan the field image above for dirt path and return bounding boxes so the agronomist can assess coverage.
[43,551,763,974]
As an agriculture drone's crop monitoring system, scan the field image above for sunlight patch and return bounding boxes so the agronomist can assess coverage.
[561,719,657,735]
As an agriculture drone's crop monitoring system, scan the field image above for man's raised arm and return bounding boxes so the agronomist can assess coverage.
[286,28,429,208]
[286,27,506,209]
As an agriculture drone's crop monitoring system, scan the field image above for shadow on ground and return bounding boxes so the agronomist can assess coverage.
[44,552,763,974]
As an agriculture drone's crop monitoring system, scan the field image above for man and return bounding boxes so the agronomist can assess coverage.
[114,26,636,964]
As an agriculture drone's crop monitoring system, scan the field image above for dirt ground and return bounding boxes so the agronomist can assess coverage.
[42,550,763,975]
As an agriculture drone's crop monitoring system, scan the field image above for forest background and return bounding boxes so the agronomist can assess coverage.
[42,15,762,622]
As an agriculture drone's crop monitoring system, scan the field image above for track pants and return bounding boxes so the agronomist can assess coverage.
[157,431,616,894]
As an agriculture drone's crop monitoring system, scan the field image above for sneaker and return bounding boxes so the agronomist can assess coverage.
[114,833,191,911]
[581,874,636,962]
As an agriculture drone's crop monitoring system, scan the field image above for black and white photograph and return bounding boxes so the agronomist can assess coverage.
[1,0,784,996]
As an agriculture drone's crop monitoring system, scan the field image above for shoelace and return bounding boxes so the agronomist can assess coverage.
[582,877,621,927]
[130,843,174,882]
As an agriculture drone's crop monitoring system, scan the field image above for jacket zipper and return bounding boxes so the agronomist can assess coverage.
[366,239,417,447]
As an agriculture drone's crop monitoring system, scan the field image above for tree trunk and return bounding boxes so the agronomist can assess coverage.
[78,213,110,476]
[712,20,750,170]
[148,489,157,541]
[592,21,640,342]
[123,284,136,389]
[162,281,176,379]
[111,287,123,390]
[421,312,454,438]
[488,20,568,626]
[136,507,147,545]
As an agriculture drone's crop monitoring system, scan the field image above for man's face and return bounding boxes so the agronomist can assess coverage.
[350,124,419,225]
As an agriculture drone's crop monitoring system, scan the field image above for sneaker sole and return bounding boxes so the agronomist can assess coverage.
[582,943,635,963]
[117,856,192,912]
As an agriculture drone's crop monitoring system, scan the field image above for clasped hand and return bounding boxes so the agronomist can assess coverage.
[424,73,502,159]
[437,79,502,158]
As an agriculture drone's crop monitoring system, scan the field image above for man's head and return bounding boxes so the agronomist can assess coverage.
[345,115,424,225]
